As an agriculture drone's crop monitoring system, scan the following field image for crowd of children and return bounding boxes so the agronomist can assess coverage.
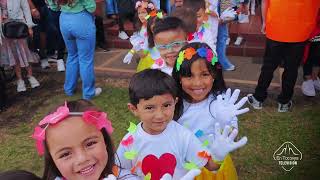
[0,1,252,179]
[0,0,319,179]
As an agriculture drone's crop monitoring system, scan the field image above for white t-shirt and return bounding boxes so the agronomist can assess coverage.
[177,94,238,151]
[116,121,209,179]
[189,19,218,52]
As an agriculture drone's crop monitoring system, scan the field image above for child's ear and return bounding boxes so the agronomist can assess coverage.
[127,103,138,116]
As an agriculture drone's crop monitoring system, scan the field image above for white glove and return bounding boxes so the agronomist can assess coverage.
[123,51,134,64]
[103,174,117,180]
[220,7,237,21]
[211,123,248,161]
[160,169,201,180]
[212,88,249,128]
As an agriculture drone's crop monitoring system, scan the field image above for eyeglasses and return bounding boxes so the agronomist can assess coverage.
[155,41,187,52]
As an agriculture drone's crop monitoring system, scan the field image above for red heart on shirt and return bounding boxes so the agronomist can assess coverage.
[141,153,177,180]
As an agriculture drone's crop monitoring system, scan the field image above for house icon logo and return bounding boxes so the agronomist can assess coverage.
[273,142,302,171]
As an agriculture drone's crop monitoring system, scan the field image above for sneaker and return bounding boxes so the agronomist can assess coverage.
[224,64,236,71]
[301,79,316,96]
[226,37,230,45]
[17,79,26,92]
[95,87,102,96]
[313,77,320,91]
[47,58,57,63]
[234,36,243,46]
[247,94,262,109]
[118,31,129,40]
[28,76,40,88]
[278,101,293,113]
[251,9,255,15]
[40,59,50,69]
[57,59,65,72]
[238,14,249,23]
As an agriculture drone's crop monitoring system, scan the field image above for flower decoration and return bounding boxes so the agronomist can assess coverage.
[145,11,163,20]
[175,46,219,72]
[185,47,197,60]
[176,50,185,71]
[197,47,207,58]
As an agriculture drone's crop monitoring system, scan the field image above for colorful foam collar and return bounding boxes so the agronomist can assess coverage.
[176,46,218,71]
[31,103,113,155]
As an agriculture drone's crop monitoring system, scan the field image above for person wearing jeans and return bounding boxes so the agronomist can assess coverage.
[47,0,102,100]
[216,22,235,71]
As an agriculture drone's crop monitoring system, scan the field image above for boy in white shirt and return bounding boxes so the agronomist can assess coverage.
[116,69,247,179]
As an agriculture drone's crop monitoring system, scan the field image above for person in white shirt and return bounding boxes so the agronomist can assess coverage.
[116,69,248,179]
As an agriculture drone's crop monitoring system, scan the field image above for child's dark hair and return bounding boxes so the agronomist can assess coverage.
[42,100,115,180]
[129,69,178,106]
[183,0,206,12]
[147,9,165,48]
[148,16,187,48]
[172,42,226,120]
[0,170,41,180]
[134,0,155,32]
[170,7,197,34]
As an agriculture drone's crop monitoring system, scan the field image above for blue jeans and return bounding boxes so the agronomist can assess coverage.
[60,11,96,100]
[105,0,118,15]
[217,23,234,69]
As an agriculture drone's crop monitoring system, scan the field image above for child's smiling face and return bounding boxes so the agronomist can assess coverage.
[154,28,187,68]
[46,117,108,180]
[128,94,177,135]
[180,59,214,103]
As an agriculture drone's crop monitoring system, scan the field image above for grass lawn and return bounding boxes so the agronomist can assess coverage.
[0,85,319,180]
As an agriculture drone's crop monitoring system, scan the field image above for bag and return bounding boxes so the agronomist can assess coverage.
[2,21,29,39]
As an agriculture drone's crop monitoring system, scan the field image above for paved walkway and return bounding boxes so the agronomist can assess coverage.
[94,49,304,89]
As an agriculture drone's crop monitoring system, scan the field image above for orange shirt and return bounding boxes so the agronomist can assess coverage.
[266,0,320,42]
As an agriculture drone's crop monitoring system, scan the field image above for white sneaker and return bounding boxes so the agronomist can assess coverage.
[17,79,26,92]
[251,9,255,15]
[41,59,50,69]
[28,76,40,88]
[238,14,249,23]
[95,87,102,96]
[313,77,320,91]
[301,79,315,96]
[47,58,57,63]
[57,59,65,72]
[234,36,243,46]
[118,31,129,40]
[224,64,236,71]
[226,37,230,45]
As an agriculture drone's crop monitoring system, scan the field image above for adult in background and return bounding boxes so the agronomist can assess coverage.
[28,0,50,69]
[47,0,102,100]
[247,0,319,112]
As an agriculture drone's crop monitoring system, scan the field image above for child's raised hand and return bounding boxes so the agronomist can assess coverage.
[160,169,201,180]
[212,89,249,128]
[211,123,248,162]
[103,174,117,180]
[220,7,237,21]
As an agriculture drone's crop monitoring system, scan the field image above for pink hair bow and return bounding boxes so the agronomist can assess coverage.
[32,103,113,155]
